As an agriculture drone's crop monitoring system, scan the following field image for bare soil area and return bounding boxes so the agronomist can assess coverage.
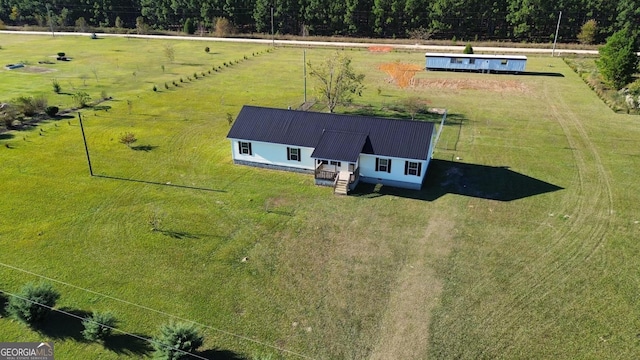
[415,78,530,93]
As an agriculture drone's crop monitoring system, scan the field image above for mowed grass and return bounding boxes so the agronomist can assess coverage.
[1,34,640,359]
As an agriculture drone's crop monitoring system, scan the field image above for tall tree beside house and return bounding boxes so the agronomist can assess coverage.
[307,51,365,113]
[596,29,639,90]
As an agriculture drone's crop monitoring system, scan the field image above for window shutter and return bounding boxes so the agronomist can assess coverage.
[375,158,379,171]
[418,162,422,176]
[287,147,291,160]
[248,143,252,155]
[404,161,409,175]
[387,159,392,173]
[297,148,301,162]
[238,142,242,153]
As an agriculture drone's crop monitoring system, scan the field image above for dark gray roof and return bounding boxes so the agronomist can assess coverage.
[227,105,435,160]
[311,130,369,162]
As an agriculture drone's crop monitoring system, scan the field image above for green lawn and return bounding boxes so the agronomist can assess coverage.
[1,34,640,359]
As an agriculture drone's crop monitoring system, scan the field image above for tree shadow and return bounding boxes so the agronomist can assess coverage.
[92,105,112,111]
[94,174,226,193]
[131,144,158,152]
[0,293,7,317]
[35,308,91,341]
[341,106,466,124]
[155,229,200,239]
[103,333,152,356]
[197,348,248,360]
[0,132,14,140]
[351,159,563,202]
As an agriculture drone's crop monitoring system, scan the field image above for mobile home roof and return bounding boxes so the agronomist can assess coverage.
[424,53,527,60]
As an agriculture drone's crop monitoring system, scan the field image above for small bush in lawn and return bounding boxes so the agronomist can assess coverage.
[201,72,205,77]
[57,52,65,58]
[82,311,117,341]
[187,76,191,81]
[119,132,137,148]
[52,79,61,93]
[45,106,59,117]
[100,90,109,100]
[194,73,198,79]
[164,83,169,89]
[173,81,178,87]
[153,85,157,91]
[180,77,183,83]
[152,321,204,360]
[6,282,60,327]
[204,46,210,53]
[72,91,91,108]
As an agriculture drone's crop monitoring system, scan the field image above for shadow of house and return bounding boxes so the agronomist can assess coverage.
[104,333,152,356]
[35,308,91,342]
[351,159,563,201]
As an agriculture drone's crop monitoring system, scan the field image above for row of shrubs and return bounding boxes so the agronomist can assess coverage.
[152,48,274,92]
[3,282,206,359]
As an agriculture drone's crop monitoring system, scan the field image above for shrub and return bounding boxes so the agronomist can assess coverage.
[183,18,195,34]
[153,85,157,91]
[119,132,137,147]
[45,106,59,117]
[72,91,90,108]
[214,17,235,37]
[577,19,598,45]
[164,83,169,89]
[82,311,117,341]
[16,96,47,116]
[597,29,639,89]
[5,282,60,326]
[204,47,210,53]
[57,52,65,58]
[52,79,61,93]
[463,43,474,54]
[628,79,640,96]
[152,322,204,360]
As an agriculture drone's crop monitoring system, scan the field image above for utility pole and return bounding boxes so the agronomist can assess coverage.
[303,50,307,103]
[78,113,94,176]
[271,6,274,47]
[552,11,562,57]
[46,4,54,37]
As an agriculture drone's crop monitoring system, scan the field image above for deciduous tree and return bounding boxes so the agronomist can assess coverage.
[597,29,639,89]
[307,51,365,113]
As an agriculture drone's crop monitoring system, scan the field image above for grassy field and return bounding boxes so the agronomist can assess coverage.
[1,34,640,359]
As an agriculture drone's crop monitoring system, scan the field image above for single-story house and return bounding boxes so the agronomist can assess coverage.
[425,53,527,73]
[227,105,438,193]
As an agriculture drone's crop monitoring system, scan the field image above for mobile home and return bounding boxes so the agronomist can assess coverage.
[425,53,527,73]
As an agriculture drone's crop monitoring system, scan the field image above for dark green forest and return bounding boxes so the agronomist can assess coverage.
[0,0,638,43]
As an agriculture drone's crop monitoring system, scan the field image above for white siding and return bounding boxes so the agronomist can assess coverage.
[359,154,427,186]
[230,139,315,170]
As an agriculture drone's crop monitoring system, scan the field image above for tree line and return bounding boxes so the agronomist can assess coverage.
[0,0,638,43]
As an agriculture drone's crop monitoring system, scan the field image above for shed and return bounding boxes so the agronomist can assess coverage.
[425,53,527,73]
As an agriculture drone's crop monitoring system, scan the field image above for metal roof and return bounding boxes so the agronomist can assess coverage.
[227,106,435,160]
[424,52,527,60]
[311,130,369,162]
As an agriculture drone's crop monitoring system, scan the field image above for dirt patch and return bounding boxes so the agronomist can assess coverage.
[379,63,424,88]
[415,78,530,93]
[369,46,393,52]
[14,66,56,74]
[369,215,455,360]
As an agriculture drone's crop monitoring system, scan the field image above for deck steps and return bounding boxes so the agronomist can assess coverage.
[334,171,351,195]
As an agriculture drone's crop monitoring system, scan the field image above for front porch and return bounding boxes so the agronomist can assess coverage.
[314,163,360,194]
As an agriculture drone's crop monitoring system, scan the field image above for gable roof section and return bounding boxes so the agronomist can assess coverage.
[311,130,369,163]
[227,105,435,160]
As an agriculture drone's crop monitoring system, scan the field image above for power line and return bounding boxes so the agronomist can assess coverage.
[0,288,209,360]
[0,261,314,359]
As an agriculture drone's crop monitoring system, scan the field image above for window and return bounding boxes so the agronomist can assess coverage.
[469,58,476,64]
[404,161,422,176]
[348,163,355,172]
[238,141,252,155]
[318,159,328,165]
[330,161,341,167]
[287,147,301,162]
[375,158,392,173]
[501,59,508,65]
[450,58,464,64]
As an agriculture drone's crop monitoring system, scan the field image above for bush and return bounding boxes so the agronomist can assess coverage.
[597,29,639,89]
[72,91,90,108]
[45,106,59,117]
[628,79,640,96]
[52,79,61,93]
[152,322,204,360]
[82,311,117,341]
[57,52,65,57]
[204,47,210,53]
[5,282,60,326]
[463,43,474,54]
[16,96,47,116]
[577,19,598,45]
[119,132,137,147]
[153,85,157,91]
[183,18,195,35]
